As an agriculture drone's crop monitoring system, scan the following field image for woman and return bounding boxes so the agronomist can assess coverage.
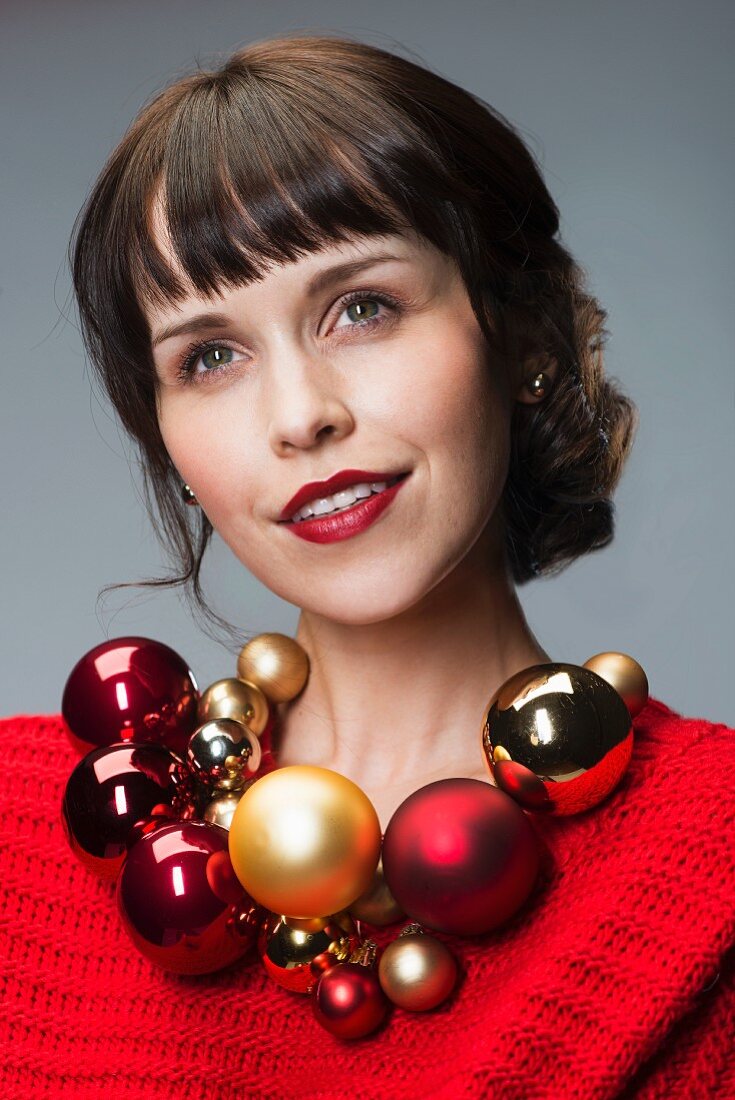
[3,33,733,1099]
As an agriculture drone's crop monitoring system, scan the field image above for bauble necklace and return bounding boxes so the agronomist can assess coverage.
[60,632,648,1040]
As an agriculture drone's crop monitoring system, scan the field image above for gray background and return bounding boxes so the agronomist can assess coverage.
[2,0,733,723]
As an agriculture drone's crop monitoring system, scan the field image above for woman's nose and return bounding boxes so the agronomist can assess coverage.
[265,346,354,454]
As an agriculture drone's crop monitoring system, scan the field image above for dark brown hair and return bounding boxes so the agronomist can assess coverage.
[70,32,638,640]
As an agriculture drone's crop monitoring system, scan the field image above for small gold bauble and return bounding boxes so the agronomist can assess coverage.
[583,651,649,718]
[349,855,405,926]
[187,717,262,790]
[258,911,358,993]
[481,662,634,815]
[228,765,382,919]
[378,930,458,1011]
[203,789,247,830]
[283,910,357,936]
[237,633,309,704]
[197,677,270,736]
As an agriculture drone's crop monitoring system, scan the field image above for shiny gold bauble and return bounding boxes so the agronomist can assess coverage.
[349,855,405,926]
[187,717,262,791]
[378,929,458,1011]
[258,911,358,993]
[228,765,382,918]
[583,651,649,718]
[481,662,634,815]
[197,677,270,737]
[236,633,309,704]
[203,789,250,830]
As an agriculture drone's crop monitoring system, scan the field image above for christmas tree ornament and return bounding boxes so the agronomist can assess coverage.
[59,632,648,1042]
[258,911,359,993]
[228,765,382,918]
[583,652,649,718]
[312,940,389,1039]
[198,678,270,737]
[237,632,310,703]
[378,923,458,1011]
[117,820,260,974]
[382,779,540,935]
[61,742,195,880]
[203,789,249,830]
[481,662,635,815]
[187,717,262,790]
[61,637,199,756]
[348,854,405,926]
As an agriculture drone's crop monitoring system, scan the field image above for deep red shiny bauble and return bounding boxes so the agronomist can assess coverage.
[117,821,260,974]
[381,778,540,936]
[312,962,389,1039]
[61,742,192,880]
[61,636,199,756]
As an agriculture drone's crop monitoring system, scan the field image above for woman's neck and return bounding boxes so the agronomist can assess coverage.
[271,519,551,828]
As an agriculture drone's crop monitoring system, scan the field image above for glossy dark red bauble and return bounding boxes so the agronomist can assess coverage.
[312,962,389,1039]
[117,821,260,974]
[61,636,199,756]
[61,742,193,880]
[381,778,540,936]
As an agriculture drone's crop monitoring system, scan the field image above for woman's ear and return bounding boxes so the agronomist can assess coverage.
[515,354,559,405]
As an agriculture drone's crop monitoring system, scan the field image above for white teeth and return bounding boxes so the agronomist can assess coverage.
[290,479,395,523]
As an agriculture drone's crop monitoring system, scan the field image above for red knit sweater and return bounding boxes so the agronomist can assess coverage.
[1,697,734,1099]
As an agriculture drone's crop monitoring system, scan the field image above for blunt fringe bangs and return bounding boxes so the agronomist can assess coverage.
[71,33,638,643]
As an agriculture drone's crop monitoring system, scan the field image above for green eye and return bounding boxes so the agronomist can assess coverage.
[345,300,380,324]
[201,346,234,370]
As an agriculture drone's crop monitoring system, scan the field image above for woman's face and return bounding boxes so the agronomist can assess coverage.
[147,227,514,623]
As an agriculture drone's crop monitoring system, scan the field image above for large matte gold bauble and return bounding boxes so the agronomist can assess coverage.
[236,633,309,704]
[583,652,649,718]
[228,766,382,918]
[197,678,269,737]
[349,855,405,926]
[258,911,359,993]
[481,662,633,815]
[378,931,458,1011]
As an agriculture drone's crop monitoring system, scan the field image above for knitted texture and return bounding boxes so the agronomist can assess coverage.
[1,697,734,1100]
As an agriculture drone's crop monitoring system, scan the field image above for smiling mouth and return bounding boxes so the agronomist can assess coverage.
[281,473,409,525]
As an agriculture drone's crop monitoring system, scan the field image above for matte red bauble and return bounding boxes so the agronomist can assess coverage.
[61,742,193,880]
[381,779,540,936]
[117,821,260,974]
[312,962,389,1039]
[61,636,199,756]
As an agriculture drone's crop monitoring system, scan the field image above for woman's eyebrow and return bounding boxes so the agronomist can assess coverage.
[153,312,231,347]
[151,253,410,347]
[305,252,409,297]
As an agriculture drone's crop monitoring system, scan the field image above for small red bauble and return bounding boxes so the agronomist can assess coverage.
[312,962,389,1039]
[61,742,192,880]
[381,778,540,935]
[117,821,260,974]
[61,636,199,756]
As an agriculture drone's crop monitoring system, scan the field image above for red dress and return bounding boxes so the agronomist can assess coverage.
[1,696,734,1099]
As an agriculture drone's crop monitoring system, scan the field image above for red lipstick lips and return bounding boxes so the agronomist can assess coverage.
[279,469,411,545]
[278,470,407,523]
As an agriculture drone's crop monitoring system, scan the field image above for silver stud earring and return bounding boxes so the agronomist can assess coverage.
[181,483,199,506]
